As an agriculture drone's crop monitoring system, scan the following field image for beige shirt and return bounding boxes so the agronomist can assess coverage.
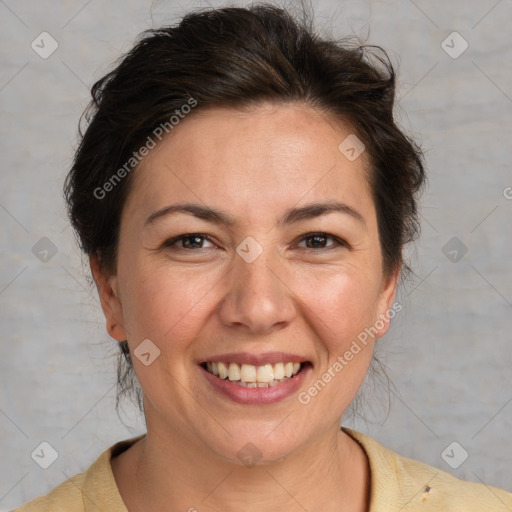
[14,427,512,511]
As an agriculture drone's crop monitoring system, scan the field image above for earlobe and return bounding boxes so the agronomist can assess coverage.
[89,254,127,342]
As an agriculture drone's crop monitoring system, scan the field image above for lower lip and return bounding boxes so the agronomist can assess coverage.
[199,364,311,405]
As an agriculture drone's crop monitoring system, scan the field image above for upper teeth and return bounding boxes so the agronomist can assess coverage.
[206,361,301,384]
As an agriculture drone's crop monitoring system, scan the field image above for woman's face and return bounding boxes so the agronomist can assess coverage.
[95,103,398,463]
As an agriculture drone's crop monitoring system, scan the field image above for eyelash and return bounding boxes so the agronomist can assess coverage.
[162,232,349,252]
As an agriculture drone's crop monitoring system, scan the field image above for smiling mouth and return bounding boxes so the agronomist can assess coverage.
[200,361,311,388]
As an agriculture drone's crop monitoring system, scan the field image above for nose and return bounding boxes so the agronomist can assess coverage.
[217,246,297,336]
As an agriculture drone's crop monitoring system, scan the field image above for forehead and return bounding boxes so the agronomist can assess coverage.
[124,103,375,226]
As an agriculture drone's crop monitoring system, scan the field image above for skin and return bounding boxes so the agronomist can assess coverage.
[91,102,399,512]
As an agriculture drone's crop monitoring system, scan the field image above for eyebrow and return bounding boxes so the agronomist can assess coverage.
[144,201,366,228]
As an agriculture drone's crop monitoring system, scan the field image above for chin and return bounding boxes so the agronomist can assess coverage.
[201,426,304,467]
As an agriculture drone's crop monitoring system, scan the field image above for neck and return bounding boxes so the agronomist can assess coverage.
[112,421,370,512]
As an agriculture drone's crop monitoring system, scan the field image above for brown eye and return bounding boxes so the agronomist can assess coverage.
[297,232,347,250]
[164,233,215,250]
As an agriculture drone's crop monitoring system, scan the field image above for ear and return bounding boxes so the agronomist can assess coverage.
[89,253,127,342]
[374,266,400,339]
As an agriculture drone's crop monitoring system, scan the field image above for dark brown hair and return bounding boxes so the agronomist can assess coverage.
[64,3,425,411]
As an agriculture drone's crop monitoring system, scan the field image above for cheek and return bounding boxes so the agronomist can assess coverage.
[292,270,380,408]
[292,266,383,387]
[297,268,382,335]
[118,259,218,350]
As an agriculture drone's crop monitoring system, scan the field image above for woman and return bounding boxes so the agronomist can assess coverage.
[15,4,512,511]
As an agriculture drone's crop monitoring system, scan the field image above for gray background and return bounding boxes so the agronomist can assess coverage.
[1,0,511,509]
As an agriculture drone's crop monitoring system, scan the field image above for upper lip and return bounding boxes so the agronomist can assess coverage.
[199,352,310,367]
